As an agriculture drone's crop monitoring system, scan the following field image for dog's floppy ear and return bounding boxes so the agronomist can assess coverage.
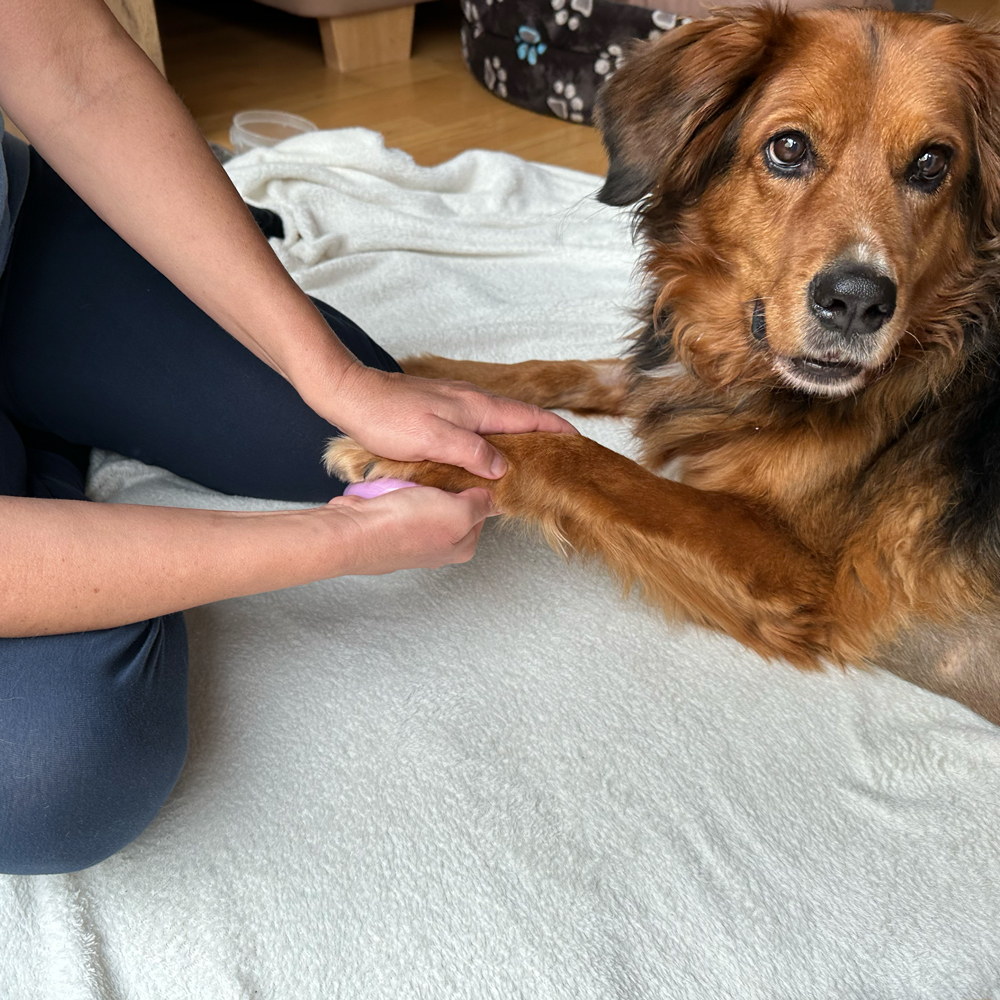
[594,8,793,207]
[951,19,1000,255]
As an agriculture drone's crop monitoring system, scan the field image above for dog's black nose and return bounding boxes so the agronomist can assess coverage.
[809,265,896,339]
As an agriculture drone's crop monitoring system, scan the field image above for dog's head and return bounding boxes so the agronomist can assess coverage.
[597,7,1000,397]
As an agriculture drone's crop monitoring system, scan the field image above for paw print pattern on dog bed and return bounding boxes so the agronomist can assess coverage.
[461,0,935,126]
[461,0,688,126]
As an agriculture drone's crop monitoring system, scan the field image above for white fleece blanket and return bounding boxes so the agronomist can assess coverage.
[2,129,999,999]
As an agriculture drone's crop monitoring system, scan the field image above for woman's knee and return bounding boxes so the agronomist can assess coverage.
[0,717,188,875]
[0,614,189,875]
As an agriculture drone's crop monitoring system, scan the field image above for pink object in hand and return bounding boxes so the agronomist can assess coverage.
[343,478,420,499]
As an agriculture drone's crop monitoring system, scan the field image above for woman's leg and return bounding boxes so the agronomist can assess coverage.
[0,410,189,875]
[0,147,375,870]
[0,613,189,875]
[0,148,402,503]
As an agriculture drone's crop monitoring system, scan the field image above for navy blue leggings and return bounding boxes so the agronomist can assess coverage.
[0,148,402,875]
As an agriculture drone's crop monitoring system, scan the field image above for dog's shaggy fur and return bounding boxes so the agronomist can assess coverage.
[328,6,1000,724]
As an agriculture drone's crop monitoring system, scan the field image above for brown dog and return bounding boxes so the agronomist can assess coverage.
[327,6,1000,724]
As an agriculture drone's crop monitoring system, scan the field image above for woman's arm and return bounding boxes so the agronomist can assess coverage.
[0,488,496,637]
[0,0,575,482]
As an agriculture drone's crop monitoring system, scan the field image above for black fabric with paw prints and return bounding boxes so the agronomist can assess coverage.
[460,0,688,125]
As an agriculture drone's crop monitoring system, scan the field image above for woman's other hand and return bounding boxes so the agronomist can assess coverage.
[324,485,498,574]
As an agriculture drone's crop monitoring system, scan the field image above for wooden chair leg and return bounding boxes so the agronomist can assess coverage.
[318,6,415,72]
[103,0,165,75]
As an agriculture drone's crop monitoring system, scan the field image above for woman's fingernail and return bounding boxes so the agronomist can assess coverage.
[490,454,507,478]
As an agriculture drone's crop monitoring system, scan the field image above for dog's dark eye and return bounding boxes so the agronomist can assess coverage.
[908,145,951,192]
[765,132,811,176]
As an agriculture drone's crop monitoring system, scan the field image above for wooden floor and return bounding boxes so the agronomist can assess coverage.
[158,0,1000,174]
[936,0,1000,17]
[158,0,609,174]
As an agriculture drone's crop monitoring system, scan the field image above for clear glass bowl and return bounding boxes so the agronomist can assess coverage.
[229,110,318,154]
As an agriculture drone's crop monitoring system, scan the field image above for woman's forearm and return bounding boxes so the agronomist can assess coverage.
[0,487,496,637]
[0,497,345,636]
[0,0,354,393]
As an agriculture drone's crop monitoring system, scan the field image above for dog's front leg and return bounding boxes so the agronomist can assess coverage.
[401,355,629,416]
[325,432,836,667]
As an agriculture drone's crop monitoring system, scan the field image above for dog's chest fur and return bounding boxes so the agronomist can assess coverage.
[627,368,893,513]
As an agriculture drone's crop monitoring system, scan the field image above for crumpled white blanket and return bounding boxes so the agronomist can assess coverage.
[1,129,998,1000]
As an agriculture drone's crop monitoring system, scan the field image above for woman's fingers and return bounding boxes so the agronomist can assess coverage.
[422,422,508,479]
[471,393,578,436]
[451,520,486,565]
[456,487,500,523]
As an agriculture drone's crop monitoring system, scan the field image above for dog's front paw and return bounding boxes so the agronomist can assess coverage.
[324,436,421,484]
[323,436,383,482]
[323,436,476,492]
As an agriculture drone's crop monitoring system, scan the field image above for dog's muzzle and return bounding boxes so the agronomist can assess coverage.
[756,262,897,396]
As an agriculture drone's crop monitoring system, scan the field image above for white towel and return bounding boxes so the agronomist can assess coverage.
[2,129,998,1000]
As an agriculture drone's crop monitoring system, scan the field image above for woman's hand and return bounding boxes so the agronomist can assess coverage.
[308,363,577,481]
[324,485,498,574]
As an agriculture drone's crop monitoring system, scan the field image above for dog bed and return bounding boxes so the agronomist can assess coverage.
[461,0,684,125]
[461,0,936,125]
[0,129,998,999]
